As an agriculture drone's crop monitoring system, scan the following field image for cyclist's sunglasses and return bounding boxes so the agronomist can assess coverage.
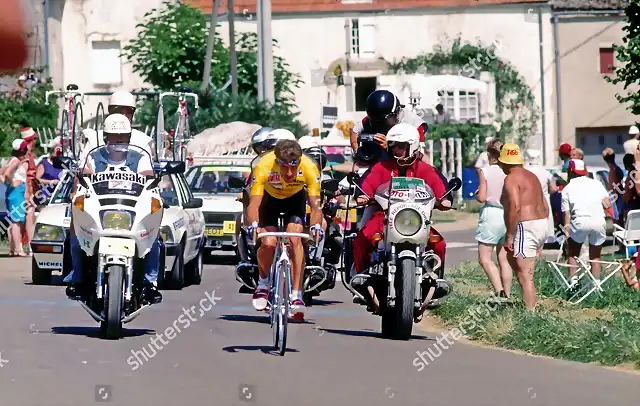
[108,106,135,115]
[277,158,300,167]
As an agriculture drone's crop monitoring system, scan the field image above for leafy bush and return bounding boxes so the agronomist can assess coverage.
[0,79,58,155]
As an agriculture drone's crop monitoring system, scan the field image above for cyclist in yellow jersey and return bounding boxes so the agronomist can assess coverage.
[247,138,323,321]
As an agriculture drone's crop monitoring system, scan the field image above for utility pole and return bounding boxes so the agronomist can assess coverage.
[228,0,238,96]
[257,0,274,103]
[201,0,221,92]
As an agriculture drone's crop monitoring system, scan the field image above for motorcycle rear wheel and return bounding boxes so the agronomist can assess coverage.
[101,265,124,339]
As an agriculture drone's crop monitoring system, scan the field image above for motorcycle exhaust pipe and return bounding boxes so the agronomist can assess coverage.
[235,262,258,290]
[416,286,436,321]
[303,266,327,292]
[79,301,104,322]
[122,304,150,324]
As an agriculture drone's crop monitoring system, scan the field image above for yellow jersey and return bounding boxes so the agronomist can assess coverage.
[249,151,321,199]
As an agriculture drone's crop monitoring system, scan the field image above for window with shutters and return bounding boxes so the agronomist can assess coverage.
[91,40,122,85]
[437,90,480,123]
[599,47,614,74]
[350,18,375,58]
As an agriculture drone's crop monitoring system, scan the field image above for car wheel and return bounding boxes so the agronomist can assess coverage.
[31,258,52,285]
[185,249,203,285]
[169,243,184,290]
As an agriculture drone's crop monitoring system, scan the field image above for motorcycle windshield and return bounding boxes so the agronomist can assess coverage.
[375,177,434,201]
[81,144,154,197]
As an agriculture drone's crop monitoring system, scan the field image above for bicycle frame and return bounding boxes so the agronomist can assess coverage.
[158,91,199,162]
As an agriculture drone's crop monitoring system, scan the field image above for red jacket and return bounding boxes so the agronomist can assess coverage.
[361,159,446,201]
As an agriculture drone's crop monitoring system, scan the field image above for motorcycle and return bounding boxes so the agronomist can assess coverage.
[343,172,462,340]
[55,146,182,339]
[229,177,341,304]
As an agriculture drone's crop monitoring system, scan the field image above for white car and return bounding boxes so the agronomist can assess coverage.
[30,162,205,289]
[185,162,252,259]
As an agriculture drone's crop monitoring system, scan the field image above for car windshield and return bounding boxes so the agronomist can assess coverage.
[50,171,74,204]
[81,145,153,197]
[189,165,251,194]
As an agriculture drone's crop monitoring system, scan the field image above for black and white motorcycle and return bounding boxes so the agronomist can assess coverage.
[57,146,182,339]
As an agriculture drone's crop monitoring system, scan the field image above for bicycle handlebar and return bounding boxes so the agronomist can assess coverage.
[159,92,199,109]
[45,90,84,105]
[257,232,311,240]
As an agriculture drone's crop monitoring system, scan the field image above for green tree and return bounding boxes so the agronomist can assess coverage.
[608,2,640,114]
[122,1,307,136]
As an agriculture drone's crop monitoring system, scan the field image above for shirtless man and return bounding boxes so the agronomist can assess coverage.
[498,143,549,311]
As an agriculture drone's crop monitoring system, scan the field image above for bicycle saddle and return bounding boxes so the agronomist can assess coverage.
[66,84,79,91]
[179,86,192,93]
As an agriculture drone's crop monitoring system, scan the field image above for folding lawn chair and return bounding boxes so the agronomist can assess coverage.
[566,256,622,304]
[613,209,640,259]
[546,237,593,302]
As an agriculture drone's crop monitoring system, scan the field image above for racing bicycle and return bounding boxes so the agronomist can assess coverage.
[156,87,199,162]
[251,216,312,356]
[45,84,85,159]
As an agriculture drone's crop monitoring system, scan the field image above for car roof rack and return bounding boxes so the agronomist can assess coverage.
[191,155,255,166]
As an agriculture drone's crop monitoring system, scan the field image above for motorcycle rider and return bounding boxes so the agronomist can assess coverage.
[352,123,452,279]
[81,90,153,161]
[65,114,162,304]
[247,138,323,321]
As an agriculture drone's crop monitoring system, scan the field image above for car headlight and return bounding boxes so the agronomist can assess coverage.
[34,224,65,241]
[394,208,422,236]
[101,211,133,230]
[160,225,173,243]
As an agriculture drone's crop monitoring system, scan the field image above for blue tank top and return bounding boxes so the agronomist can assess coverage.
[40,158,62,181]
[90,149,143,173]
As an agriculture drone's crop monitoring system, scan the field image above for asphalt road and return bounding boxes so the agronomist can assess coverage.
[0,232,638,406]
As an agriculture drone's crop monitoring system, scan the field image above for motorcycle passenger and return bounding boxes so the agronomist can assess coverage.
[352,123,451,278]
[247,138,323,321]
[80,90,153,162]
[350,89,429,164]
[66,114,162,304]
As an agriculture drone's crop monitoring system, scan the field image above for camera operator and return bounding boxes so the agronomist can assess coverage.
[350,89,430,166]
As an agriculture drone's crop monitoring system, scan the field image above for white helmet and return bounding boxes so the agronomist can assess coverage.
[263,128,296,149]
[109,90,136,108]
[298,135,318,150]
[103,114,132,134]
[630,125,640,135]
[386,123,420,166]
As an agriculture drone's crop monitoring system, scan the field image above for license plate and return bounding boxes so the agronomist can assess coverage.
[206,227,224,237]
[98,237,135,256]
[223,221,236,234]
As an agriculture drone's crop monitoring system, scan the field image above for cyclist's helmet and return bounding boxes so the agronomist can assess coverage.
[262,128,296,150]
[365,89,402,127]
[298,135,319,150]
[304,145,328,171]
[250,126,273,155]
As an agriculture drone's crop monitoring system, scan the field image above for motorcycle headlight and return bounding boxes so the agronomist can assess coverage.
[160,225,173,243]
[34,224,65,241]
[394,208,422,236]
[101,211,133,230]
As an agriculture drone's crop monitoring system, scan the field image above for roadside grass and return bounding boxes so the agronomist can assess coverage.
[432,261,640,369]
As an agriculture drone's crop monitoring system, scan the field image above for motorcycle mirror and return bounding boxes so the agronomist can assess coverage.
[53,156,73,170]
[228,176,245,189]
[321,179,339,193]
[146,177,162,190]
[346,172,360,185]
[76,173,89,189]
[448,177,462,192]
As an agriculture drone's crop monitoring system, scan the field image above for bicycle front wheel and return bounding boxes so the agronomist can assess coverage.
[72,102,84,160]
[272,260,289,355]
[59,110,69,155]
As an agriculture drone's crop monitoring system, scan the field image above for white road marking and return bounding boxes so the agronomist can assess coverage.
[447,242,477,249]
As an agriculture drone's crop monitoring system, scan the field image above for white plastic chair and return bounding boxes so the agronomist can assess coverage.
[613,209,640,258]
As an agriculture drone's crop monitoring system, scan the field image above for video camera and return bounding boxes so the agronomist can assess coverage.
[356,133,384,164]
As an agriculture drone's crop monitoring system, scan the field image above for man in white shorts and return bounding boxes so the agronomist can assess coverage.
[499,143,549,311]
[561,159,612,280]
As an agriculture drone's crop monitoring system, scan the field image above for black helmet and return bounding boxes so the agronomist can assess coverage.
[304,146,328,171]
[365,90,402,123]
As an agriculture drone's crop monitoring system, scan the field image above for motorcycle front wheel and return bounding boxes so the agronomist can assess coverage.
[101,265,124,339]
[381,258,416,340]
